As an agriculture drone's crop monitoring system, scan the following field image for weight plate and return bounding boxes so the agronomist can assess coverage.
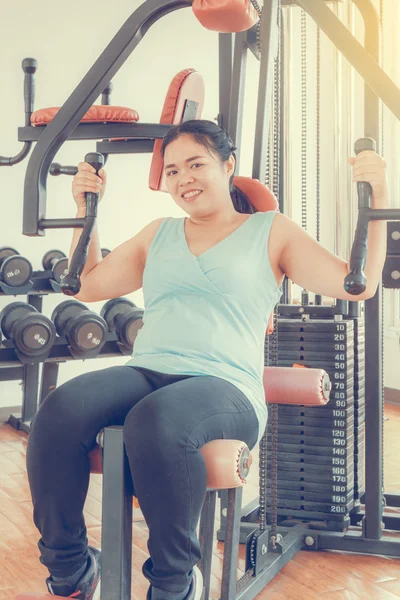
[100,298,136,330]
[1,255,32,287]
[278,352,355,364]
[276,332,355,343]
[52,257,69,284]
[0,302,37,339]
[266,431,353,447]
[276,415,355,428]
[68,313,107,352]
[42,249,66,271]
[51,300,88,335]
[276,405,355,418]
[266,478,354,496]
[269,465,355,484]
[0,247,19,265]
[14,314,56,356]
[267,423,354,437]
[265,498,354,514]
[278,343,355,357]
[277,319,354,333]
[266,489,354,505]
[266,440,354,457]
[269,451,355,468]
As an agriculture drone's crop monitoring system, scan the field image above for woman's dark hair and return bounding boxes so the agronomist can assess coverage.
[160,119,257,214]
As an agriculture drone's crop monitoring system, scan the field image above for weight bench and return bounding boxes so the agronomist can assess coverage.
[15,367,329,600]
[86,366,330,600]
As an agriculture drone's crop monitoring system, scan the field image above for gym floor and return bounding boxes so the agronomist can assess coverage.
[0,404,399,600]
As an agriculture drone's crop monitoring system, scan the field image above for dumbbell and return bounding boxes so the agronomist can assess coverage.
[0,247,33,288]
[100,298,144,350]
[51,300,108,356]
[0,302,56,360]
[42,249,68,283]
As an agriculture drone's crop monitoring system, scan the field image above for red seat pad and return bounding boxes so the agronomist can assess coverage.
[149,69,205,192]
[263,367,331,406]
[31,105,139,126]
[192,0,259,33]
[88,438,251,489]
[234,176,278,212]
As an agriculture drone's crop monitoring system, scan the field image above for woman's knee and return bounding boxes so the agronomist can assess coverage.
[123,395,185,460]
[30,377,87,447]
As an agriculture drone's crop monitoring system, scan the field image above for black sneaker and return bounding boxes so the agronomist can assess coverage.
[46,547,101,600]
[146,565,203,600]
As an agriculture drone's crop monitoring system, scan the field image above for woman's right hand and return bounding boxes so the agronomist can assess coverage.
[72,162,107,210]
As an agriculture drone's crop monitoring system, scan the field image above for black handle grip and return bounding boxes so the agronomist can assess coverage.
[344,138,376,296]
[50,163,78,176]
[22,58,37,74]
[22,58,37,117]
[60,152,104,296]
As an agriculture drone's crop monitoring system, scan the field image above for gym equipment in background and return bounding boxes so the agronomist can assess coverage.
[41,250,68,284]
[0,302,56,363]
[0,247,33,293]
[101,297,144,354]
[51,300,108,358]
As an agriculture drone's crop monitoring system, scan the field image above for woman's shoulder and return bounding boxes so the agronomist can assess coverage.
[141,216,176,261]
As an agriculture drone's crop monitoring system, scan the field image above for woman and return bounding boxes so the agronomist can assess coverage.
[26,120,388,600]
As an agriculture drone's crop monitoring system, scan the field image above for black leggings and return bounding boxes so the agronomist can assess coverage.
[26,365,259,595]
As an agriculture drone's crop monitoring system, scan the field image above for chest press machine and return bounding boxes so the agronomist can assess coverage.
[9,0,400,599]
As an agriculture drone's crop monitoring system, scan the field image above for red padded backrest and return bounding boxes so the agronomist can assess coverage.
[233,176,278,212]
[149,69,205,192]
[192,0,259,33]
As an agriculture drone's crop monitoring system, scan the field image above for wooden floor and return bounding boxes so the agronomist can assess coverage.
[0,404,400,599]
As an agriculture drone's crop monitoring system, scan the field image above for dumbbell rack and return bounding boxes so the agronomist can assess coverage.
[0,270,133,434]
[0,270,56,433]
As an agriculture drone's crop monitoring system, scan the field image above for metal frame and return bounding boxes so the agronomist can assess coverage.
[218,5,400,592]
[22,0,192,236]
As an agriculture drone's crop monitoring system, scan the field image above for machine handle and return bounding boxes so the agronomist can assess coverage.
[22,58,37,117]
[343,137,376,296]
[60,152,104,296]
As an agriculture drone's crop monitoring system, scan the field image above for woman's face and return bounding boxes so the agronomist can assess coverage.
[163,134,234,216]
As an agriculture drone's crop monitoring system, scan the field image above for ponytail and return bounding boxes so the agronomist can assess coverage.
[230,183,257,214]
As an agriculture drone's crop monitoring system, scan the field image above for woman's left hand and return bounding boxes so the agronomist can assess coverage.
[348,150,388,205]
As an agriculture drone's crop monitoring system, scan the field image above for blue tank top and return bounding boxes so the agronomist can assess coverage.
[126,211,282,443]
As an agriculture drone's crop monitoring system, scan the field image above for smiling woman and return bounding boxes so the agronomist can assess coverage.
[25,116,389,600]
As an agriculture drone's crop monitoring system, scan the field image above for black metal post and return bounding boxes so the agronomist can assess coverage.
[218,33,234,130]
[198,490,217,600]
[220,487,243,600]
[101,426,133,600]
[39,362,60,404]
[252,0,280,180]
[228,31,248,170]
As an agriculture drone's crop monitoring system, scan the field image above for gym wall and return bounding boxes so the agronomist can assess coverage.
[1,0,399,415]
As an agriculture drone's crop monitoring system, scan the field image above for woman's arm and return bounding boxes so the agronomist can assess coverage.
[277,150,389,301]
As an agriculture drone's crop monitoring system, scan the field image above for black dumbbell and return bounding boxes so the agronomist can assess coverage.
[51,300,108,355]
[100,298,144,349]
[0,247,33,288]
[42,249,68,283]
[0,302,56,359]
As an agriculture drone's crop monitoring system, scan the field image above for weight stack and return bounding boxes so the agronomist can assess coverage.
[265,315,356,530]
[345,308,365,503]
